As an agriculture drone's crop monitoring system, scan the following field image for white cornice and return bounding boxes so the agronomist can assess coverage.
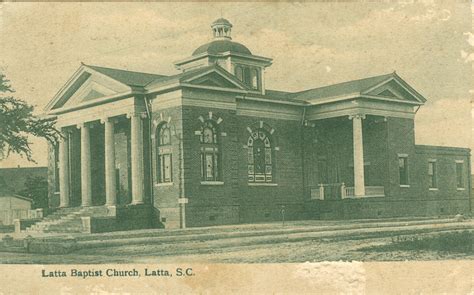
[47,90,139,115]
[180,83,247,94]
[306,93,423,106]
[360,95,424,105]
[237,95,307,106]
[174,51,273,68]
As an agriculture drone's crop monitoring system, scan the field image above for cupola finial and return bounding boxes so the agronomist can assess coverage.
[211,18,232,40]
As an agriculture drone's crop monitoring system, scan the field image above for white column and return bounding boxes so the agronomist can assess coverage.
[128,112,145,205]
[58,129,70,208]
[79,123,92,207]
[350,114,366,197]
[102,118,117,206]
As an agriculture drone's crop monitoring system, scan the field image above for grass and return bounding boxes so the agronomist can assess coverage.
[360,230,474,254]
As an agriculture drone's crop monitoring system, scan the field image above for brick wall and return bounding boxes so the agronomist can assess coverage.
[149,106,183,228]
[178,102,306,226]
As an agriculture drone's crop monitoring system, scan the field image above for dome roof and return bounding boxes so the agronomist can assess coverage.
[212,18,233,27]
[192,39,252,56]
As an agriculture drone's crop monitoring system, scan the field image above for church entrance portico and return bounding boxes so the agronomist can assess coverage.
[56,110,148,210]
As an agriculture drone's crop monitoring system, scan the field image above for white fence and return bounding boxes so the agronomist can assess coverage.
[310,183,385,200]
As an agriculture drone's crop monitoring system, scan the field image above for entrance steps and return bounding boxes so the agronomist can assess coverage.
[24,206,109,234]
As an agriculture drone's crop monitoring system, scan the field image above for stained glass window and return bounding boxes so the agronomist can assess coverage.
[200,120,220,181]
[248,128,273,183]
[157,123,172,183]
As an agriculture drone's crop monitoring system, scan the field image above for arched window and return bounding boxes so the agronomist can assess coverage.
[250,68,259,90]
[234,66,243,82]
[156,123,172,183]
[200,120,220,181]
[248,129,273,183]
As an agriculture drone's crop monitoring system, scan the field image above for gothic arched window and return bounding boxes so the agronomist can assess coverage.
[156,123,172,183]
[200,120,220,181]
[248,128,273,183]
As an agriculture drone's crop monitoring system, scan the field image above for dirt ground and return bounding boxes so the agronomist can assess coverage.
[1,235,473,264]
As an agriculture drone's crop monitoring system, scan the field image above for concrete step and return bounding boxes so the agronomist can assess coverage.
[25,205,109,233]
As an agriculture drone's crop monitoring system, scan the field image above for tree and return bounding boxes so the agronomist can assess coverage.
[18,176,49,209]
[0,73,60,162]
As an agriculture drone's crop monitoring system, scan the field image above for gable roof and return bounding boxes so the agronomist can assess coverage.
[85,64,168,87]
[289,73,394,101]
[260,72,426,105]
[145,64,248,91]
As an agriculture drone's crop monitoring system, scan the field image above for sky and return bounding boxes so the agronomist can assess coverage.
[0,2,472,168]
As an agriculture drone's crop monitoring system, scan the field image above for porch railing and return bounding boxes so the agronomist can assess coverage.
[310,183,385,200]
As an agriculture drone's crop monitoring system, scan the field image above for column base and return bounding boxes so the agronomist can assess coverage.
[131,201,144,205]
[106,205,117,216]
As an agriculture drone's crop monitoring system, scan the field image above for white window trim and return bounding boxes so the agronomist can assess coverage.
[428,159,438,190]
[248,183,278,187]
[155,182,174,187]
[200,181,224,186]
[398,154,409,187]
[455,160,465,189]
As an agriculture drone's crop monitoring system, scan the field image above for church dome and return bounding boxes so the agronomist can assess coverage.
[192,40,252,56]
[212,18,232,27]
[192,18,252,56]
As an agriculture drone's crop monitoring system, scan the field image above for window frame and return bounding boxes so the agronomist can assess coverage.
[398,154,409,187]
[455,160,465,190]
[156,123,173,184]
[234,65,243,82]
[200,120,221,183]
[247,128,274,184]
[428,159,438,190]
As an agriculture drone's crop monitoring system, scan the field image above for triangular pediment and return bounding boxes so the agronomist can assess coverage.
[362,76,426,103]
[182,67,247,91]
[190,72,241,88]
[46,65,132,111]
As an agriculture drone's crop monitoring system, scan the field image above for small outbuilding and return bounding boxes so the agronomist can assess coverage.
[0,189,33,225]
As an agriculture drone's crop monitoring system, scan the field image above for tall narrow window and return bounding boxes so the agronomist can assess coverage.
[250,68,259,90]
[243,67,251,87]
[200,121,220,181]
[398,155,409,186]
[156,123,172,183]
[456,161,464,189]
[234,66,243,82]
[248,129,273,183]
[428,160,437,189]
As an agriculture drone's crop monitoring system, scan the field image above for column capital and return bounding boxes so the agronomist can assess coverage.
[348,114,366,120]
[76,122,91,129]
[126,111,147,119]
[100,117,119,124]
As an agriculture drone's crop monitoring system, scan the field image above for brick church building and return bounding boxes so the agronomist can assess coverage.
[42,18,470,231]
